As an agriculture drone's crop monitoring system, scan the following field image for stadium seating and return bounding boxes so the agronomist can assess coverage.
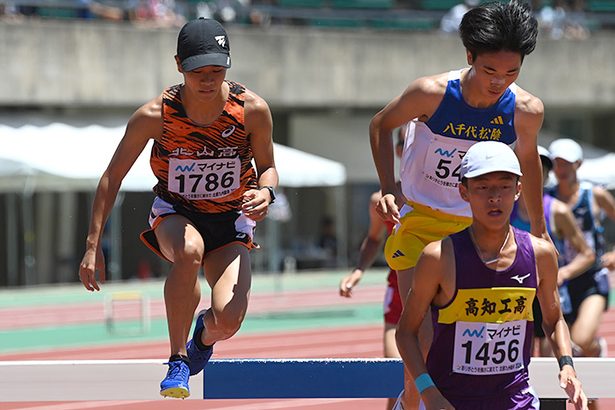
[420,0,461,11]
[330,0,394,9]
[278,0,327,8]
[587,0,615,12]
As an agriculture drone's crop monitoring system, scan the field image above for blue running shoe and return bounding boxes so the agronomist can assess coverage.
[160,359,190,399]
[186,309,214,376]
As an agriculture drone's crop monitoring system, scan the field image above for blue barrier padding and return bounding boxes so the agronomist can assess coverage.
[203,358,404,399]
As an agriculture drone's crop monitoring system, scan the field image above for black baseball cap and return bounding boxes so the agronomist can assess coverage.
[177,18,231,71]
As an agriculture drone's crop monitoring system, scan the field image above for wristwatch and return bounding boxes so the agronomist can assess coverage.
[261,186,276,204]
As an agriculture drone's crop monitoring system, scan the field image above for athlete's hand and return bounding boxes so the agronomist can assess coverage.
[339,269,363,297]
[556,268,569,287]
[559,368,588,410]
[242,188,270,221]
[78,246,106,291]
[601,250,615,271]
[376,193,401,225]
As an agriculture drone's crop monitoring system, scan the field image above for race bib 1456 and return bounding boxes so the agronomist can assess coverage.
[452,320,526,375]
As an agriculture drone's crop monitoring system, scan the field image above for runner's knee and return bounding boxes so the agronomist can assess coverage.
[213,311,244,339]
[172,239,204,268]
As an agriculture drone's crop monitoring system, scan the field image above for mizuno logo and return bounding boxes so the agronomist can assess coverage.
[236,233,247,239]
[462,327,485,338]
[490,116,504,125]
[511,273,531,284]
[215,35,226,47]
[391,250,405,258]
[434,148,456,158]
[174,163,195,172]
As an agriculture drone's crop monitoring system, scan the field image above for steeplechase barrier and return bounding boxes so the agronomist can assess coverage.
[204,358,403,398]
[104,290,151,335]
[1,358,614,407]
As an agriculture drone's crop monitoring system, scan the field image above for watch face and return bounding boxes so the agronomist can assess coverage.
[263,186,275,203]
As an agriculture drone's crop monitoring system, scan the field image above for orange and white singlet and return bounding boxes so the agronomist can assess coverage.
[150,81,257,214]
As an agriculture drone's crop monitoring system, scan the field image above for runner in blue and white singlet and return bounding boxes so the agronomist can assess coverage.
[548,182,610,322]
[399,69,517,218]
[549,137,615,360]
[511,194,574,339]
[385,70,520,274]
[510,146,595,354]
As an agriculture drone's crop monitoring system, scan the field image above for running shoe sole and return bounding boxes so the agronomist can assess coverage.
[160,386,190,399]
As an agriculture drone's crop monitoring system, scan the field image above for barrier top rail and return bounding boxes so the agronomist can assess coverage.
[0,358,614,401]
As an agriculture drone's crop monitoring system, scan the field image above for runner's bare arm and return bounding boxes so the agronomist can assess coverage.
[340,192,388,297]
[593,185,615,222]
[396,239,453,409]
[514,91,547,240]
[244,90,277,221]
[593,186,615,269]
[79,97,162,291]
[535,237,588,409]
[369,75,445,223]
[552,201,595,283]
[536,237,573,357]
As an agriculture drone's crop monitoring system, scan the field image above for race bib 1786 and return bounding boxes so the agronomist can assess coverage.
[168,157,240,200]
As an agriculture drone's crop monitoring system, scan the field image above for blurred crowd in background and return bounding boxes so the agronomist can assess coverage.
[0,0,612,39]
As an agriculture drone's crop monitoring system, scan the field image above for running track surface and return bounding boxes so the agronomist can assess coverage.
[2,273,615,410]
[3,318,615,410]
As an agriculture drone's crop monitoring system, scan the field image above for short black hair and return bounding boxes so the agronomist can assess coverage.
[459,0,538,60]
[540,156,553,172]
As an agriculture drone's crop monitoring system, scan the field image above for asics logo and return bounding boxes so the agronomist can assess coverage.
[222,125,236,138]
[511,273,531,284]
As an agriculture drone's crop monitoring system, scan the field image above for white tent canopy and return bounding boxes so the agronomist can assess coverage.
[0,123,348,281]
[0,123,346,192]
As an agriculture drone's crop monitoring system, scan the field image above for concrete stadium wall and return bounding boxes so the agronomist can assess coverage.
[2,20,615,282]
[2,20,615,109]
